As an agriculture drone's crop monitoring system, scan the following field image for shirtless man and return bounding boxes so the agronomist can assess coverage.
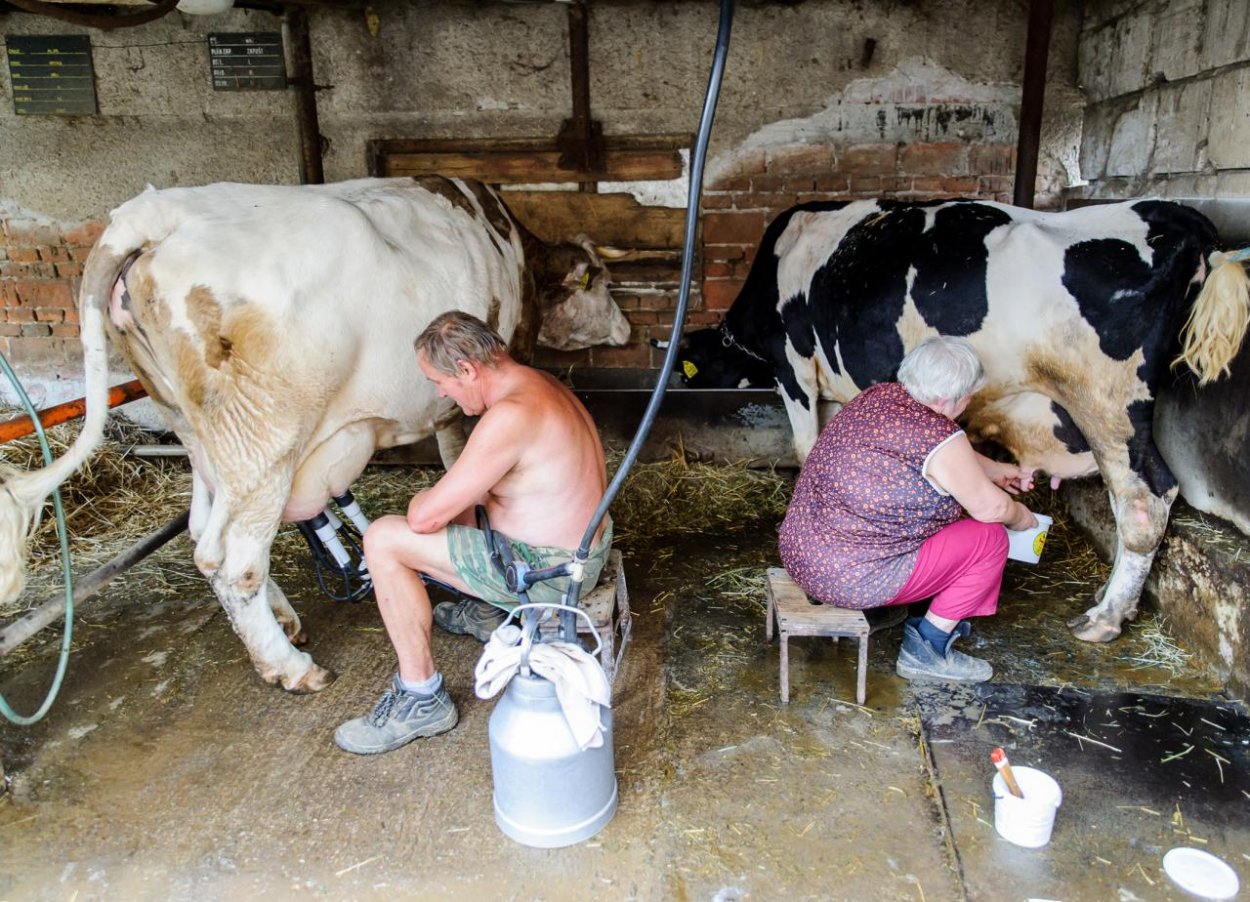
[335,311,611,755]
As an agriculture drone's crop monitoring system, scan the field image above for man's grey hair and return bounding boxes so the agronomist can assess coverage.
[415,311,507,375]
[897,336,986,405]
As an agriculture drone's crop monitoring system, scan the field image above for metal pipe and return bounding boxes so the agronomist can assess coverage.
[1013,0,1054,209]
[0,510,190,657]
[0,379,148,445]
[282,6,325,185]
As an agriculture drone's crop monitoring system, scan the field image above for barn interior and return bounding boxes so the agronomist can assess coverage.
[2,0,1250,899]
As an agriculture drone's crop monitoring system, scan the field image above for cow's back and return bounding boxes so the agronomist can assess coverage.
[102,178,528,454]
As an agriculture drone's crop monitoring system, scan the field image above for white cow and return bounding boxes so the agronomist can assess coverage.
[0,176,631,692]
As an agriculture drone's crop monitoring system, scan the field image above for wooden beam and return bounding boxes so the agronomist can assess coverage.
[503,191,687,249]
[381,149,683,185]
[369,134,690,184]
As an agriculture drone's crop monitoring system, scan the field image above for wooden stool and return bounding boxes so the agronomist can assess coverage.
[539,550,631,684]
[765,567,869,706]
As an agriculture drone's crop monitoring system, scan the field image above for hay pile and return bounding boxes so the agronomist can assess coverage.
[606,451,792,545]
[0,416,191,613]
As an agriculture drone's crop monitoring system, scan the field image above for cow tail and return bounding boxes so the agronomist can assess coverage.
[0,241,129,606]
[1175,248,1250,385]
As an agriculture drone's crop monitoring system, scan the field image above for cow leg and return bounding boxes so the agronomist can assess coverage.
[196,498,334,693]
[779,358,822,463]
[1067,458,1177,643]
[188,460,214,543]
[266,578,307,646]
[435,416,468,468]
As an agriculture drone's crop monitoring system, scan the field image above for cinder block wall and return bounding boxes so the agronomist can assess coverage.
[1076,0,1250,199]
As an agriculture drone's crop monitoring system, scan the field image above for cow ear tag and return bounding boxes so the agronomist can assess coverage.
[682,360,698,379]
[578,271,590,290]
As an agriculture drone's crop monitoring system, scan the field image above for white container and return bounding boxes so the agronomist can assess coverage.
[991,765,1062,848]
[1007,514,1053,564]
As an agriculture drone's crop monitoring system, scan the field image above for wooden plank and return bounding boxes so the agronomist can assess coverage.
[372,133,690,155]
[379,148,684,184]
[502,190,687,248]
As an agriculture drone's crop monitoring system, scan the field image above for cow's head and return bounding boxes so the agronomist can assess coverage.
[675,326,776,389]
[535,240,631,350]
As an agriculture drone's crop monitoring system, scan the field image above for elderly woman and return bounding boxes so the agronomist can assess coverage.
[778,337,1037,683]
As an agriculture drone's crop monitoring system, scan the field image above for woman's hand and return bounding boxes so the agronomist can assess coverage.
[930,437,1039,527]
[1008,503,1039,531]
[978,456,1035,495]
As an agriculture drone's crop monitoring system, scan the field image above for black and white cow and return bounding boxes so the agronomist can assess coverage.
[678,198,1250,644]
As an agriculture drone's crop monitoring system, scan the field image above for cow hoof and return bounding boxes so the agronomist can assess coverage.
[287,627,308,647]
[1068,613,1121,643]
[285,663,337,694]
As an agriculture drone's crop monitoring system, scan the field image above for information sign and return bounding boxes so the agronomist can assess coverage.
[7,34,97,116]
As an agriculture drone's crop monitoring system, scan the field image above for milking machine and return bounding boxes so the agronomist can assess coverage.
[295,489,373,602]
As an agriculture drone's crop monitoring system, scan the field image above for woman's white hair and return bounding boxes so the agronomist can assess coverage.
[897,336,986,405]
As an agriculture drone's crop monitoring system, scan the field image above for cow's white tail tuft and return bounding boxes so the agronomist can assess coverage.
[0,245,128,604]
[1176,249,1250,385]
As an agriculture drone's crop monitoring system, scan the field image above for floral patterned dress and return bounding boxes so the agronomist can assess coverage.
[778,382,965,608]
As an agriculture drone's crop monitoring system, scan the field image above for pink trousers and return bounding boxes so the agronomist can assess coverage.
[883,519,1009,621]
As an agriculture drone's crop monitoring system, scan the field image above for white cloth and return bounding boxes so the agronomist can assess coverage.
[474,629,612,750]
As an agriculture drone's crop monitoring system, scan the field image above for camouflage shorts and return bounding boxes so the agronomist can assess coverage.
[446,519,613,610]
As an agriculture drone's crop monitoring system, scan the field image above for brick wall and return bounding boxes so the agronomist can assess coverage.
[0,212,103,384]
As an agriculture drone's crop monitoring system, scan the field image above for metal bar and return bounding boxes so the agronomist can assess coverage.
[1013,0,1054,209]
[283,6,325,185]
[0,379,148,445]
[0,510,190,657]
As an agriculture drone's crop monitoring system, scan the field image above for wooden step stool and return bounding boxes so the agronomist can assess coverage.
[765,567,870,706]
[539,550,631,684]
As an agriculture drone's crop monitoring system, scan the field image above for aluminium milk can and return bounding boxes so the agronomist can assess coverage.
[488,666,617,848]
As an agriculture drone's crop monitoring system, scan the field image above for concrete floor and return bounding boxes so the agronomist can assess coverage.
[1,512,1247,901]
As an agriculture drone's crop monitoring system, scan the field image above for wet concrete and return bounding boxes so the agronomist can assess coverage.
[920,684,1250,900]
[2,490,1248,900]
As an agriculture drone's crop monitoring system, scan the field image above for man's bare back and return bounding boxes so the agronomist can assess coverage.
[409,345,606,550]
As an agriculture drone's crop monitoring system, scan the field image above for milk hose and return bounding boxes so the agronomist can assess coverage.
[0,349,75,725]
[555,0,736,635]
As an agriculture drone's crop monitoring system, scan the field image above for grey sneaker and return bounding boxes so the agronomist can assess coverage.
[896,621,993,683]
[335,676,458,755]
[434,597,508,642]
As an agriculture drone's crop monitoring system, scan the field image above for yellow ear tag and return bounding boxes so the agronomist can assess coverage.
[578,272,591,290]
[682,360,698,379]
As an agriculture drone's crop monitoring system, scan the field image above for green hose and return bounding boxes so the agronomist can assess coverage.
[0,349,75,725]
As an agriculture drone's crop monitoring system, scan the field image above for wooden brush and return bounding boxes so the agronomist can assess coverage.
[991,747,1025,799]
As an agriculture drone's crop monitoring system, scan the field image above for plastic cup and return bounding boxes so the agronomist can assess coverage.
[1006,513,1053,564]
[991,765,1062,848]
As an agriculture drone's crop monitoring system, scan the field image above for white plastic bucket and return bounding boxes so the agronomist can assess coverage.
[991,765,1062,848]
[1006,514,1053,564]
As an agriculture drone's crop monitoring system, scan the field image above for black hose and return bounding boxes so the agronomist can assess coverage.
[563,0,735,610]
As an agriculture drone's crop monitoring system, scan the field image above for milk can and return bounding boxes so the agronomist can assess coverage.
[488,605,618,848]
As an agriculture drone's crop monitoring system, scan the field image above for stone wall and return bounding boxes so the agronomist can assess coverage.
[1076,0,1250,200]
[1,0,1083,403]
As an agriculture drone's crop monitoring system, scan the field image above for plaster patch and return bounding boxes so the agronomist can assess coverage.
[707,57,1019,183]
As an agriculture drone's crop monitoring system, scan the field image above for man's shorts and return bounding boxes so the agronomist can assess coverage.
[446,519,614,610]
